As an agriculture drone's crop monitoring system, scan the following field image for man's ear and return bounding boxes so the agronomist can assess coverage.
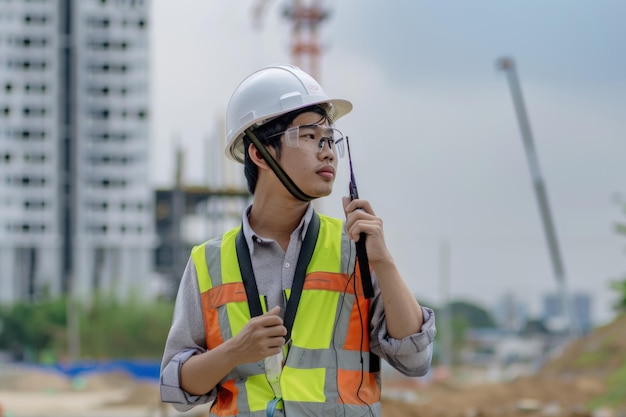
[247,143,271,170]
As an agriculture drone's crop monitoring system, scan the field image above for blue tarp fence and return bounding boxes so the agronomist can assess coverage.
[48,360,161,382]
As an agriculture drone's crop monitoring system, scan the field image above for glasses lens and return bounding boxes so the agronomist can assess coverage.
[287,125,344,158]
[333,134,345,158]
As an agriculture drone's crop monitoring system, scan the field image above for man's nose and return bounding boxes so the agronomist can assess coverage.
[319,138,335,157]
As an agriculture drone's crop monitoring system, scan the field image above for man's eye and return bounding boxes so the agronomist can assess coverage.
[301,133,316,140]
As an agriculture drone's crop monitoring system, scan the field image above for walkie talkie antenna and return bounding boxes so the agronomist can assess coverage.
[345,136,374,299]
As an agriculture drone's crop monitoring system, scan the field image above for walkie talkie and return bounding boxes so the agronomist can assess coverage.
[346,136,374,299]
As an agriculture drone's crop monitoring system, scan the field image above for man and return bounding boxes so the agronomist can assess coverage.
[160,64,436,417]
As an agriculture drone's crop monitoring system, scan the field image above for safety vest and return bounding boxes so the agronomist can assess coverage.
[191,213,382,417]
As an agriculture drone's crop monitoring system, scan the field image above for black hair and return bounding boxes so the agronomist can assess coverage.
[242,104,331,194]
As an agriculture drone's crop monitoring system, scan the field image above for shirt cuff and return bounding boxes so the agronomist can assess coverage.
[374,306,436,376]
[378,307,436,355]
[160,349,216,410]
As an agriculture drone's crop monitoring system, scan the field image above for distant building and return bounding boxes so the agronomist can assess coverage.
[462,320,571,380]
[0,0,156,303]
[571,293,593,333]
[543,292,593,334]
[493,292,530,332]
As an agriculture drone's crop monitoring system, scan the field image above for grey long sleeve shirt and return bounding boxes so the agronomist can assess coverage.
[160,204,436,412]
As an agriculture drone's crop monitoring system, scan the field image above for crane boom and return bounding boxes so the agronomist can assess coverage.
[497,57,578,337]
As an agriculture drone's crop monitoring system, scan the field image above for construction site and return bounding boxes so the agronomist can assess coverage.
[1,1,625,416]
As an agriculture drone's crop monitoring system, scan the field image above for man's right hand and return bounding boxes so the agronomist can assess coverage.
[180,306,287,395]
[229,306,287,364]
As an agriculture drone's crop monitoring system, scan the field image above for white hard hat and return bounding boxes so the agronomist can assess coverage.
[225,64,353,163]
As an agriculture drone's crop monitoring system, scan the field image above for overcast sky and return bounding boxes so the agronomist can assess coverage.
[150,1,626,325]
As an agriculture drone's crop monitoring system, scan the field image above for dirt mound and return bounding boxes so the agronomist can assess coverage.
[0,367,162,416]
[0,367,72,392]
[79,369,136,391]
[381,314,626,417]
[542,314,626,378]
[0,367,140,393]
[101,381,160,407]
[382,374,606,417]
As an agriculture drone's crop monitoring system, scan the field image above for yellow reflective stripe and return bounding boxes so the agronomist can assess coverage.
[245,374,281,411]
[281,367,326,402]
[221,227,241,284]
[307,214,343,273]
[191,244,211,293]
[291,290,339,349]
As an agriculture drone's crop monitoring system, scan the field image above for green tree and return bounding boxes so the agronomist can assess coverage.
[0,297,67,361]
[0,294,175,361]
[610,279,626,313]
[78,293,174,359]
[430,298,496,365]
[449,300,497,328]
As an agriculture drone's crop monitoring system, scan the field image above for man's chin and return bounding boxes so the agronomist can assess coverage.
[312,186,334,199]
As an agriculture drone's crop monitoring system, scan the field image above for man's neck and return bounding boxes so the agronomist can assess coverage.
[248,195,310,250]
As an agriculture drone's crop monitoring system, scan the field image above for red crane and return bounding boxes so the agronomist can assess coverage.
[252,0,329,81]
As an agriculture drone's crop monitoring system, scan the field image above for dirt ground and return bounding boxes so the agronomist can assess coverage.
[381,373,609,417]
[0,368,613,417]
[0,368,202,417]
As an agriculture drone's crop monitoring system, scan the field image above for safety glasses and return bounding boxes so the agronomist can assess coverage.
[267,124,345,158]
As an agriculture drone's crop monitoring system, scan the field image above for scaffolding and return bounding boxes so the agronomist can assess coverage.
[154,145,251,297]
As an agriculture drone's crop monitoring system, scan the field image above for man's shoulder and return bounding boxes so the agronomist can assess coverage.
[192,226,242,252]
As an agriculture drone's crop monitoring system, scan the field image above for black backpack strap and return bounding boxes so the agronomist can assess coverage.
[236,229,264,318]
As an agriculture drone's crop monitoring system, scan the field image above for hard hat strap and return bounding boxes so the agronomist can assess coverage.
[245,128,315,202]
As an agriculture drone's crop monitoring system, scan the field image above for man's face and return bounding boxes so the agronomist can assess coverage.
[276,111,340,199]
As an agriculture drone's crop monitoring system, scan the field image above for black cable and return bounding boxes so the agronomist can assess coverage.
[332,242,354,417]
[332,241,375,417]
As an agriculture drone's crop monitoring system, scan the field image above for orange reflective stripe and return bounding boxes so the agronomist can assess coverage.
[343,297,370,351]
[201,283,247,350]
[214,379,239,416]
[207,282,247,307]
[337,369,380,405]
[304,271,365,295]
[201,291,224,350]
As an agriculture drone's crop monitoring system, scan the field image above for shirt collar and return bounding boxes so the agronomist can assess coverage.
[241,203,314,255]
